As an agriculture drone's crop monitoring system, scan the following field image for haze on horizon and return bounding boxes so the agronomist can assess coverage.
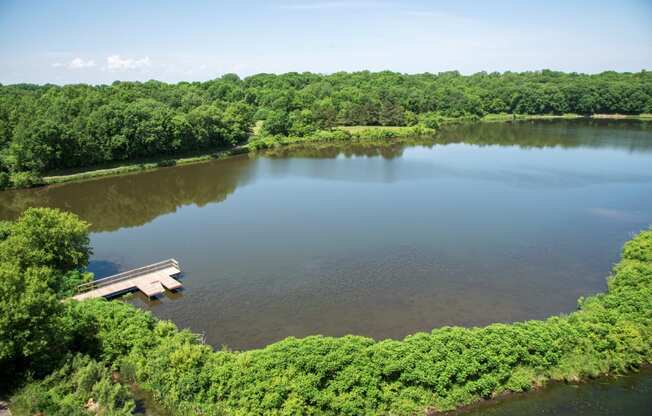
[1,0,651,85]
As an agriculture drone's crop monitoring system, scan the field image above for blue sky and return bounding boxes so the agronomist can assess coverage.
[1,0,651,84]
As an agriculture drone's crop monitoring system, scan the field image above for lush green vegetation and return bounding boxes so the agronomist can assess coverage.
[248,125,435,150]
[1,70,651,189]
[0,208,93,385]
[2,208,651,415]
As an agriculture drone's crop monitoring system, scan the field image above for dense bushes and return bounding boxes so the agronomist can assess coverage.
[1,70,651,189]
[0,209,134,415]
[248,125,435,150]
[10,355,135,416]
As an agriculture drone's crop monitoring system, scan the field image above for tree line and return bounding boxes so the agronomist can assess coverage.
[1,70,651,188]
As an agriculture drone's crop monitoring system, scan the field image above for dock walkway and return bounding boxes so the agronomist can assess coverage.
[72,259,182,301]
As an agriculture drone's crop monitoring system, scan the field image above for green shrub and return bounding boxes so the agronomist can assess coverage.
[419,112,443,129]
[11,354,135,416]
[10,171,43,188]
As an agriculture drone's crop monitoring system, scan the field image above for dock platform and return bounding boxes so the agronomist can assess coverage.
[72,259,182,301]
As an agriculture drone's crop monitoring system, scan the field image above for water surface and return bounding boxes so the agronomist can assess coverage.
[0,119,651,350]
[458,367,652,416]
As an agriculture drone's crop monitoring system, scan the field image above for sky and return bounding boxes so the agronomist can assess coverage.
[1,0,651,85]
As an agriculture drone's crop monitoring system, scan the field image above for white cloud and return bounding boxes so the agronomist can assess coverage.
[68,57,96,69]
[51,57,96,69]
[106,55,151,71]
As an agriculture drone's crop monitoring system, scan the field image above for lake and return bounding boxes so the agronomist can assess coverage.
[1,119,651,351]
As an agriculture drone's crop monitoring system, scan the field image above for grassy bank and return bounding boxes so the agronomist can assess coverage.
[482,113,652,122]
[10,227,652,415]
[8,113,648,189]
[41,146,248,187]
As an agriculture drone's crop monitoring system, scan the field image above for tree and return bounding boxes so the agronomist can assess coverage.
[0,263,66,384]
[262,110,290,136]
[0,207,91,273]
[0,208,95,387]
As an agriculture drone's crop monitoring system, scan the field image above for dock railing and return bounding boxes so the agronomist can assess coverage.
[76,258,180,294]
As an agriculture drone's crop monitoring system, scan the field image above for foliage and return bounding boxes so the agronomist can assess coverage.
[9,171,43,188]
[0,263,65,384]
[0,207,91,272]
[1,70,651,187]
[248,125,435,151]
[0,208,93,389]
[11,354,135,416]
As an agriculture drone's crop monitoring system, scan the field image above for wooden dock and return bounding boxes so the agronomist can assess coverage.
[72,259,182,301]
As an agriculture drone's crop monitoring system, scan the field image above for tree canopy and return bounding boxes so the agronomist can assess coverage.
[1,70,651,188]
[0,208,92,386]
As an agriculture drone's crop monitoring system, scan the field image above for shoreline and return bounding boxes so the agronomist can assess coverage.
[441,364,652,415]
[4,113,648,189]
[55,228,652,414]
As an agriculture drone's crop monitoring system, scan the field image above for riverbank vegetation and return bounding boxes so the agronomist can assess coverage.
[1,208,651,414]
[1,70,651,189]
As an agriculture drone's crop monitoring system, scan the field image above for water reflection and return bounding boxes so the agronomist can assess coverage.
[1,118,651,413]
[0,156,256,232]
[87,259,123,278]
[0,120,650,233]
[437,119,652,152]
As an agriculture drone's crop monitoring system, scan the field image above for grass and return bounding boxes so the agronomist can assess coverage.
[42,145,248,186]
[337,125,427,133]
[481,113,583,122]
[482,113,652,122]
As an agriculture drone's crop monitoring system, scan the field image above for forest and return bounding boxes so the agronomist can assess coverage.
[1,70,651,189]
[1,208,651,415]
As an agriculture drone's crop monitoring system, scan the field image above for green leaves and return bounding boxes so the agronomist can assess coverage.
[10,354,136,416]
[0,208,92,387]
[0,207,91,273]
[0,263,65,384]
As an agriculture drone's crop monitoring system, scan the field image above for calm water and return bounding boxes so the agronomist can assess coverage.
[458,367,652,416]
[0,120,651,350]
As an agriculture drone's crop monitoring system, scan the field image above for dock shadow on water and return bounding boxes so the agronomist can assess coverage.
[87,259,123,279]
